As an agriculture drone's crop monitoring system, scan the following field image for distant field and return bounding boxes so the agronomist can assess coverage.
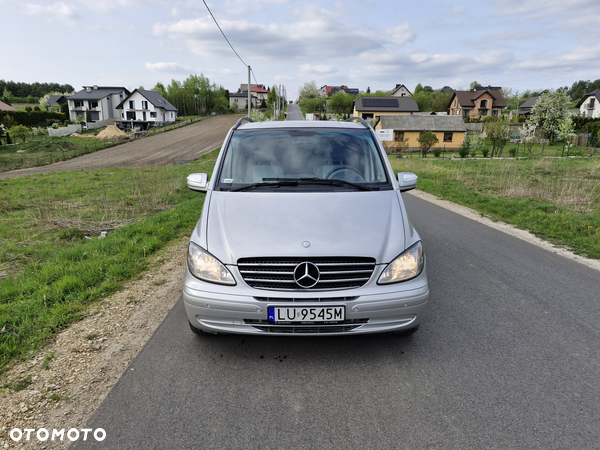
[389,156,600,259]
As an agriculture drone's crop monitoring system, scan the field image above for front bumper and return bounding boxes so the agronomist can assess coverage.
[183,267,429,336]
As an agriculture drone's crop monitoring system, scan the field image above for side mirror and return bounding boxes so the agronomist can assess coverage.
[397,172,418,192]
[187,173,209,192]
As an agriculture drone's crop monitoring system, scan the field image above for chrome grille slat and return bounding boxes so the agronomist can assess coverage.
[237,257,376,290]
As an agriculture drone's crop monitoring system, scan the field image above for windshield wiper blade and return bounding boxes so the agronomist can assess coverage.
[289,177,374,191]
[230,180,298,192]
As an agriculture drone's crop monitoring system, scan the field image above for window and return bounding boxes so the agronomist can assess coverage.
[74,101,83,108]
[126,111,136,120]
[89,101,98,109]
[463,109,471,118]
[480,109,488,116]
[590,98,596,108]
[129,100,135,109]
[480,100,488,108]
[142,101,148,109]
[150,112,157,118]
[492,110,499,117]
[443,133,453,142]
[394,131,405,141]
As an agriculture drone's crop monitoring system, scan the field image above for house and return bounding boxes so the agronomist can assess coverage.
[45,95,68,111]
[116,89,177,130]
[245,85,269,104]
[0,100,16,111]
[448,89,506,119]
[239,84,266,92]
[390,84,412,98]
[576,89,600,118]
[229,92,257,110]
[517,96,539,117]
[319,85,360,98]
[352,96,419,122]
[376,115,467,152]
[67,86,130,123]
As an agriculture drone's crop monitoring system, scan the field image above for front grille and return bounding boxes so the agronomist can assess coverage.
[244,318,369,333]
[237,257,376,291]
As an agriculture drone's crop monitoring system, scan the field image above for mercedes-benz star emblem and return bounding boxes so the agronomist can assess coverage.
[293,262,320,289]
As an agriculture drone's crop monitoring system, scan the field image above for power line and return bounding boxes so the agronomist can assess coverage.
[202,0,248,67]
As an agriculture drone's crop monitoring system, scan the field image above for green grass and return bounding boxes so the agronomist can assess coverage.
[390,157,600,259]
[0,149,218,374]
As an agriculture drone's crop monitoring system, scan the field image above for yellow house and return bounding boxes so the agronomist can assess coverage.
[376,115,467,152]
[352,96,418,121]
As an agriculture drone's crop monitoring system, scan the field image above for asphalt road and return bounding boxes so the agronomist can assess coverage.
[72,193,600,450]
[286,103,304,120]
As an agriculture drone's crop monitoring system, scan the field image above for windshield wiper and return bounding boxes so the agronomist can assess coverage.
[230,180,299,192]
[231,177,373,192]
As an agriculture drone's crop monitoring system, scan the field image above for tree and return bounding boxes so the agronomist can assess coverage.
[521,122,537,155]
[557,116,576,156]
[417,131,438,157]
[8,125,29,142]
[414,83,423,94]
[328,91,354,116]
[485,118,510,157]
[267,85,278,108]
[298,81,321,105]
[527,90,570,141]
[470,81,481,90]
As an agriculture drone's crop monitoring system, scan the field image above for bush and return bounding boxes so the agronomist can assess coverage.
[482,147,490,158]
[509,147,517,157]
[433,148,442,158]
[458,144,470,158]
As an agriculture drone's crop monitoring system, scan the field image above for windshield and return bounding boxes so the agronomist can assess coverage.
[216,127,391,191]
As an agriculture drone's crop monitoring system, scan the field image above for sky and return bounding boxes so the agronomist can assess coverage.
[2,0,600,100]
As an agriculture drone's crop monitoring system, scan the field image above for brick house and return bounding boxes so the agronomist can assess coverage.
[448,89,506,119]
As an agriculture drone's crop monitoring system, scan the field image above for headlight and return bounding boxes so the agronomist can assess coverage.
[378,241,424,284]
[187,242,236,285]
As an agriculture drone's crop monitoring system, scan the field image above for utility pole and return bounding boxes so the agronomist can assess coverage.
[247,65,251,118]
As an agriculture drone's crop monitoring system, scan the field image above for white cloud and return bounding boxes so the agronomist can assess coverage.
[145,62,193,73]
[298,64,336,75]
[22,2,79,22]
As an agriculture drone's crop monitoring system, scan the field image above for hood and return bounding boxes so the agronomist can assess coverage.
[201,190,406,265]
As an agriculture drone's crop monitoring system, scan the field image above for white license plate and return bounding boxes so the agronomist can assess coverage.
[268,306,345,324]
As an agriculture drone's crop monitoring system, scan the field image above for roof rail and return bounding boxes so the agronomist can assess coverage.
[232,116,255,131]
[344,116,371,129]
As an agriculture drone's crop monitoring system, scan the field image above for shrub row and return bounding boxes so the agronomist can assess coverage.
[0,111,65,128]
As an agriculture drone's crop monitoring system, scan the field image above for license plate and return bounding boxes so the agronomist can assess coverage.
[268,306,345,324]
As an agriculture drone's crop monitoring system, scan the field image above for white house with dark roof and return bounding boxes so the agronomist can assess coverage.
[576,89,600,118]
[67,86,130,123]
[115,89,178,130]
[390,84,412,98]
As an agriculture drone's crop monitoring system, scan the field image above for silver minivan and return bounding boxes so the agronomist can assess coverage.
[184,117,429,336]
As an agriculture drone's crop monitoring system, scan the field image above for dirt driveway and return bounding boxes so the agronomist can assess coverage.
[0,115,242,180]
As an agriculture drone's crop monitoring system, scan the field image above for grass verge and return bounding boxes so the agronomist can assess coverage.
[390,157,600,259]
[0,150,218,374]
